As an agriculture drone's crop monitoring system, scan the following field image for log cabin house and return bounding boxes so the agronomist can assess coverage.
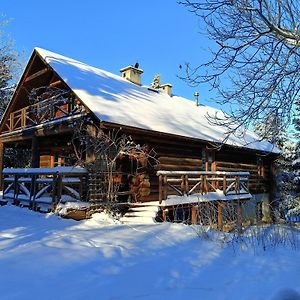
[0,48,279,228]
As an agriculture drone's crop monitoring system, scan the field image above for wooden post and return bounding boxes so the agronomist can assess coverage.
[180,175,185,193]
[9,112,13,131]
[217,201,223,230]
[191,206,198,224]
[13,175,19,205]
[223,174,226,195]
[0,142,4,190]
[79,174,83,200]
[201,175,204,194]
[235,176,240,193]
[52,173,57,206]
[158,174,162,203]
[237,201,243,233]
[204,175,207,194]
[162,208,168,222]
[31,136,40,168]
[163,175,167,200]
[21,108,26,127]
[30,174,37,210]
[56,174,63,205]
[185,174,189,194]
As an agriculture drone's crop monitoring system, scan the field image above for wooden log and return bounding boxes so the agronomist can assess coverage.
[24,67,50,82]
[156,163,202,171]
[158,156,203,165]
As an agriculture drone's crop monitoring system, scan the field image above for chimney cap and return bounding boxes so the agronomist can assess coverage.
[161,83,173,88]
[119,65,143,74]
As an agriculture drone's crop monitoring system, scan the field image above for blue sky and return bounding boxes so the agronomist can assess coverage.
[2,0,218,106]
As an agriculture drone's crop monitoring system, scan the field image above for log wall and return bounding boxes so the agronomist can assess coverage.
[215,149,270,194]
[131,135,204,202]
[127,130,274,202]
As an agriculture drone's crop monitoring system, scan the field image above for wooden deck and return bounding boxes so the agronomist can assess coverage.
[157,170,252,231]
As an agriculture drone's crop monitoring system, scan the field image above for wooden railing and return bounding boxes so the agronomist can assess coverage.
[2,167,87,210]
[157,171,250,203]
[4,97,85,133]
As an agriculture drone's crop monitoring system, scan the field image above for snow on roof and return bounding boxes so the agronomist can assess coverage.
[34,47,278,153]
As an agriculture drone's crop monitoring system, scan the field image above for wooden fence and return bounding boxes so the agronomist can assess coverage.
[157,170,252,231]
[2,167,87,210]
[157,170,251,203]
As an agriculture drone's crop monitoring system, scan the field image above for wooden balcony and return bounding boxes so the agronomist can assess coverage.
[2,167,87,211]
[3,97,85,133]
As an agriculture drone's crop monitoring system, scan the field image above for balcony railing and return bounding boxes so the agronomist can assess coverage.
[157,170,251,204]
[3,97,85,133]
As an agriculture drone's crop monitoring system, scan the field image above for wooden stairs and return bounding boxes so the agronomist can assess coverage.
[120,201,160,224]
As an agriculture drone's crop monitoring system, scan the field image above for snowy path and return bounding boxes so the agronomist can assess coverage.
[0,205,300,300]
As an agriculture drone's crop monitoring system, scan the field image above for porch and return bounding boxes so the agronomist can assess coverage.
[2,167,254,231]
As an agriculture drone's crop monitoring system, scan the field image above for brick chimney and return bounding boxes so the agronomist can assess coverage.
[120,65,143,86]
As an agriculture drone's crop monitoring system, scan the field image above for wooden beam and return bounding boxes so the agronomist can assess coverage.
[50,80,64,87]
[0,142,4,190]
[217,201,224,230]
[24,67,50,83]
[31,136,40,168]
[191,206,198,224]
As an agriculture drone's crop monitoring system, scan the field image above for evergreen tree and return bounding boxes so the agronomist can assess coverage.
[254,114,297,218]
[293,101,300,194]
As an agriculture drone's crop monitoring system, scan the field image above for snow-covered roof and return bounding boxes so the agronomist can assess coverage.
[35,47,278,153]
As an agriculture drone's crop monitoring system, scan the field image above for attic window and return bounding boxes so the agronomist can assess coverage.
[123,73,126,78]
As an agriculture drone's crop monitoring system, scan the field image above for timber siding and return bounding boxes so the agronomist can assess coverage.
[215,148,270,194]
[126,131,272,202]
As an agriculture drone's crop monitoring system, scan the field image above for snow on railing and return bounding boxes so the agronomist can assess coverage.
[2,167,87,211]
[157,170,250,204]
[3,97,85,133]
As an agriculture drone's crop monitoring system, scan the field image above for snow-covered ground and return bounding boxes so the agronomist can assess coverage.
[1,205,300,300]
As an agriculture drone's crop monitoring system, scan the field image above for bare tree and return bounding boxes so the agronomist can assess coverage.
[0,18,20,116]
[179,0,300,135]
[72,119,157,204]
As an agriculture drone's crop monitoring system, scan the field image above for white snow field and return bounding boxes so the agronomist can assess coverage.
[1,204,300,300]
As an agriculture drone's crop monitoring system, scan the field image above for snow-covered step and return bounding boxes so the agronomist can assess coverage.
[125,210,158,218]
[120,216,156,224]
[120,201,160,224]
[130,201,160,207]
[129,206,159,213]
